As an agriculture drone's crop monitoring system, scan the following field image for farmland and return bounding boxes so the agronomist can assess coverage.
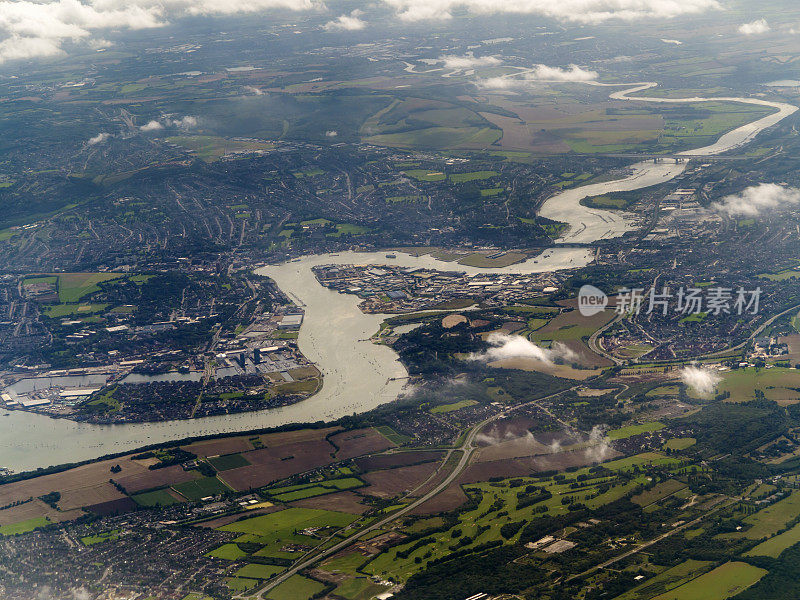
[650,562,766,600]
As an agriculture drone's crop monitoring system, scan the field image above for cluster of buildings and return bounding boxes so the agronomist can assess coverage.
[312,264,561,314]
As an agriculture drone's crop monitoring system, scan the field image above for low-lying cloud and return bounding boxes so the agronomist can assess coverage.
[171,115,198,129]
[710,184,800,218]
[87,132,111,145]
[739,18,770,35]
[470,333,578,365]
[139,119,163,131]
[381,0,721,23]
[480,64,598,89]
[323,9,366,31]
[439,53,502,70]
[681,365,721,396]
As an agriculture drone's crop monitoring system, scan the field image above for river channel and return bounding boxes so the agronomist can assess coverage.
[0,84,795,473]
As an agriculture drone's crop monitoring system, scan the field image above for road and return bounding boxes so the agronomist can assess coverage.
[250,385,582,598]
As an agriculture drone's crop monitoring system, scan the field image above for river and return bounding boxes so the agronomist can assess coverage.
[0,84,795,473]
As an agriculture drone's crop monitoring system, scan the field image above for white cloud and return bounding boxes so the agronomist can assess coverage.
[661,38,682,45]
[139,119,163,131]
[323,9,366,31]
[87,132,111,145]
[711,184,800,218]
[380,0,721,24]
[0,0,321,63]
[480,64,598,89]
[681,365,721,396]
[439,52,501,69]
[171,115,198,128]
[470,333,578,365]
[739,18,770,35]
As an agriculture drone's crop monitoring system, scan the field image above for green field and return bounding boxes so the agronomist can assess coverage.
[205,543,248,560]
[430,399,478,414]
[44,303,109,318]
[745,521,800,558]
[375,425,413,445]
[207,454,250,471]
[607,422,665,440]
[365,126,501,150]
[0,517,49,536]
[219,508,359,559]
[167,136,274,162]
[55,273,121,302]
[332,577,388,600]
[265,574,326,600]
[651,562,766,600]
[403,169,446,182]
[449,170,498,183]
[225,577,258,593]
[80,530,120,546]
[270,477,365,503]
[234,563,284,579]
[665,438,697,451]
[613,560,714,600]
[132,489,182,507]
[719,491,800,540]
[172,476,231,501]
[717,368,800,405]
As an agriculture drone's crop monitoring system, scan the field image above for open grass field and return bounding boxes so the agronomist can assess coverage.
[0,516,49,536]
[665,438,697,451]
[225,577,258,593]
[650,561,766,600]
[718,367,800,405]
[265,574,326,600]
[718,491,800,540]
[608,422,665,440]
[449,170,498,183]
[632,479,687,507]
[613,560,714,600]
[54,273,121,302]
[234,563,284,580]
[167,136,274,162]
[364,126,501,150]
[44,303,109,318]
[172,476,231,501]
[205,543,248,560]
[403,169,445,182]
[530,309,615,343]
[80,530,120,546]
[332,578,388,600]
[430,399,478,414]
[218,508,359,559]
[745,520,800,558]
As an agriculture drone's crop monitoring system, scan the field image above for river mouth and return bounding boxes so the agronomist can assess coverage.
[0,85,796,473]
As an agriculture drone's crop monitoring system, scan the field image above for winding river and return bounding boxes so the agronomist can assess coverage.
[0,84,796,473]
